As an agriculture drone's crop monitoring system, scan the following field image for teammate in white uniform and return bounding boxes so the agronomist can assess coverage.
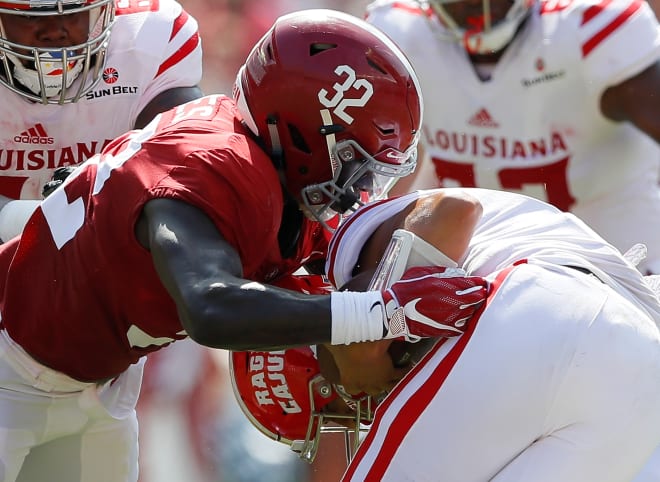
[231,188,660,481]
[0,0,202,239]
[366,0,660,273]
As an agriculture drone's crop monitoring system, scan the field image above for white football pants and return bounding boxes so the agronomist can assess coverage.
[0,330,144,482]
[344,263,660,482]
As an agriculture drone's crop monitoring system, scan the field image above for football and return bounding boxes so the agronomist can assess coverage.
[388,338,438,368]
[388,340,413,368]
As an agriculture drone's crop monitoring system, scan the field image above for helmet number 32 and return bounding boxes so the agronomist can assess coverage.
[318,65,373,125]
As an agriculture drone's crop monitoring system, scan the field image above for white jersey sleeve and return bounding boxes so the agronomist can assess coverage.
[571,0,660,92]
[111,0,203,124]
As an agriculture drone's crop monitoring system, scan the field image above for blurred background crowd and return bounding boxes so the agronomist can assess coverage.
[136,1,660,482]
[179,0,370,94]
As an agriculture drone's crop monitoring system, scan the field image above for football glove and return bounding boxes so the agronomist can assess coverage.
[381,266,489,342]
[331,266,489,345]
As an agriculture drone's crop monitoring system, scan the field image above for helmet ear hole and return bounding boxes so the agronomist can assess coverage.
[287,124,311,154]
[366,57,388,75]
[377,126,395,136]
[310,42,337,55]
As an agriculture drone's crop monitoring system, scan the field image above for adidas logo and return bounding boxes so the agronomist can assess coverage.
[468,108,499,128]
[13,123,54,145]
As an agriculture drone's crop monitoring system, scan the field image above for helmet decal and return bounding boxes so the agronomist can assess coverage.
[234,9,423,231]
[318,65,374,125]
[230,347,374,463]
[247,351,303,415]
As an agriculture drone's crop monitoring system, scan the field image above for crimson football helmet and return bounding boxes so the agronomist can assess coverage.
[233,9,423,230]
[0,0,115,104]
[230,347,374,462]
[426,0,536,55]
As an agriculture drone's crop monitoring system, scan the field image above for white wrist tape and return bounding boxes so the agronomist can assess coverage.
[0,200,40,242]
[330,291,385,345]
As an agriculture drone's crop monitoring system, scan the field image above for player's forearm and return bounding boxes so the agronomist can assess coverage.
[178,267,488,352]
[179,281,335,350]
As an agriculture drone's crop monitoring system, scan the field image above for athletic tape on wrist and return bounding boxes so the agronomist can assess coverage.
[330,291,385,345]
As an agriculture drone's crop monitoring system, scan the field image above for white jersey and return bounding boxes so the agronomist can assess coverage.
[366,0,660,270]
[328,188,660,323]
[0,0,202,200]
[329,188,660,481]
[343,262,660,481]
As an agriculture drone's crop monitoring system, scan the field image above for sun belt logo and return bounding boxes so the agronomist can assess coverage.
[86,65,138,99]
[14,124,54,145]
[102,67,119,84]
[522,58,566,87]
[318,65,374,125]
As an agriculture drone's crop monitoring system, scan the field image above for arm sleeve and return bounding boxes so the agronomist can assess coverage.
[579,0,660,92]
[132,0,203,116]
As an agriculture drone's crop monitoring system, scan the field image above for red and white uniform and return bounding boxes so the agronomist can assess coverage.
[366,0,660,272]
[0,0,202,201]
[0,95,327,482]
[329,188,660,481]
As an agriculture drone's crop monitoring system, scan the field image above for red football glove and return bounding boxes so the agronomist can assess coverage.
[381,266,489,342]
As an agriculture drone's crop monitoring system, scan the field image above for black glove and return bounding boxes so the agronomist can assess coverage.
[42,166,77,198]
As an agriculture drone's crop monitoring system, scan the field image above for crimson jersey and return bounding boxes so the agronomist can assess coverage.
[0,95,327,382]
[0,0,202,200]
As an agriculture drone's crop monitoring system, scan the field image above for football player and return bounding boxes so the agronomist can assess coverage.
[365,0,660,274]
[0,0,203,240]
[232,187,660,481]
[0,10,489,481]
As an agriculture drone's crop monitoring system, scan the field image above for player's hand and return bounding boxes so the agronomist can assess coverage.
[381,266,489,342]
[42,166,77,198]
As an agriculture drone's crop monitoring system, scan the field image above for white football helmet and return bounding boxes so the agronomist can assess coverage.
[426,0,535,55]
[0,0,115,104]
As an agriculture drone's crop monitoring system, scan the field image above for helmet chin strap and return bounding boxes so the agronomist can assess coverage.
[265,116,289,187]
[320,109,340,177]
